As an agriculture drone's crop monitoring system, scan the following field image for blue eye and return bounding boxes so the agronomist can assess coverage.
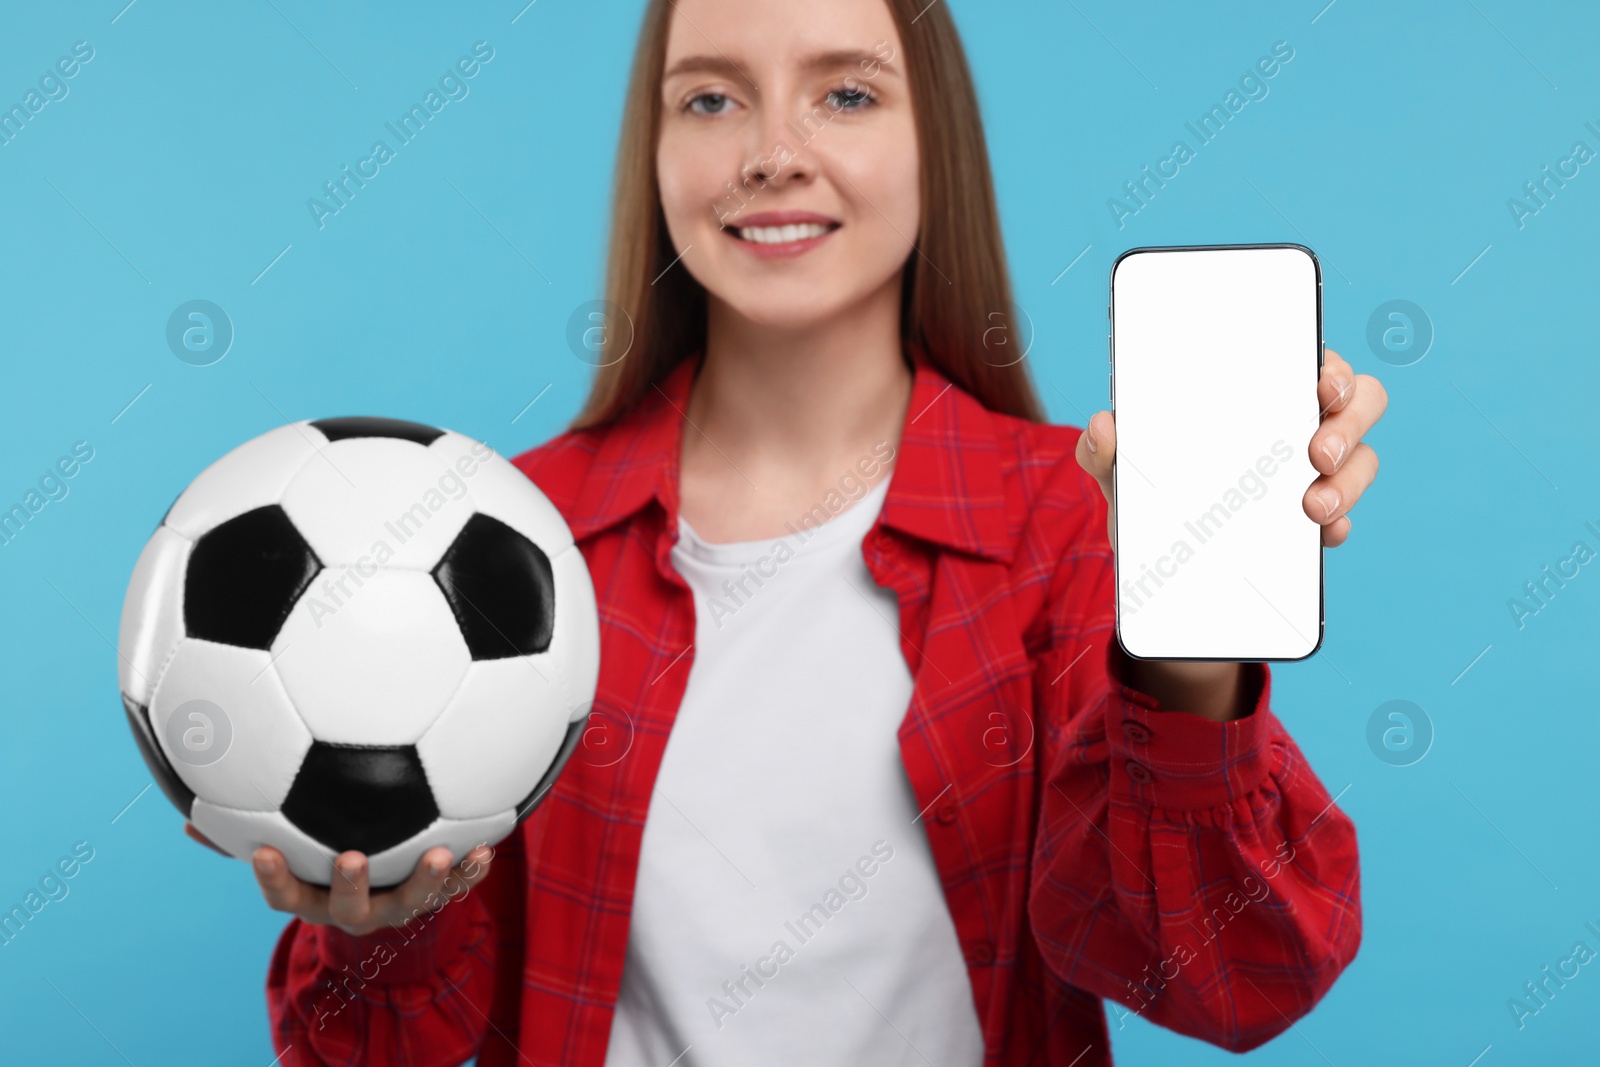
[827,87,873,110]
[688,93,731,115]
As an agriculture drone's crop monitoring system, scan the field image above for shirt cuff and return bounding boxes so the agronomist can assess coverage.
[313,887,481,986]
[1103,640,1275,812]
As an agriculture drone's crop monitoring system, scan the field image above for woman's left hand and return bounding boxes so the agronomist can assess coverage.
[1073,347,1388,721]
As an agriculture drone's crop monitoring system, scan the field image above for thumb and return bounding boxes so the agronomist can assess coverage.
[1075,411,1116,496]
[1075,412,1117,548]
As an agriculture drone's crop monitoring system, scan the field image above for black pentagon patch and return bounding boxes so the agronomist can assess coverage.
[281,742,439,861]
[514,715,585,823]
[184,505,321,650]
[310,416,444,446]
[122,694,195,818]
[433,513,555,659]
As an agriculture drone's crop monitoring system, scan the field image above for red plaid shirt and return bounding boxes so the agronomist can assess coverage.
[267,350,1360,1066]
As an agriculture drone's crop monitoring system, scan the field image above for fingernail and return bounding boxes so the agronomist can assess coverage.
[1084,423,1098,455]
[338,857,363,876]
[429,859,447,876]
[1317,487,1340,519]
[254,854,276,875]
[1332,376,1350,403]
[1321,434,1346,469]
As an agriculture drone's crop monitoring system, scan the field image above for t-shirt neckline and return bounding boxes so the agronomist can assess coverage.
[674,473,891,567]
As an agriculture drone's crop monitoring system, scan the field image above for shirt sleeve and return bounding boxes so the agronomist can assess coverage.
[1026,459,1361,1053]
[264,883,496,1066]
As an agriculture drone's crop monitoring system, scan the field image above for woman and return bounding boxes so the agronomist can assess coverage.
[231,0,1381,1062]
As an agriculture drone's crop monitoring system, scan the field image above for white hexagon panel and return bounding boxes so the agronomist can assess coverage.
[147,638,313,811]
[365,811,518,888]
[117,523,191,708]
[163,423,323,541]
[189,801,337,885]
[419,656,571,820]
[274,568,470,746]
[281,436,474,571]
[430,429,575,557]
[549,544,601,720]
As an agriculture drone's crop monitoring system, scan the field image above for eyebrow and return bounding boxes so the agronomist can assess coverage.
[662,48,897,84]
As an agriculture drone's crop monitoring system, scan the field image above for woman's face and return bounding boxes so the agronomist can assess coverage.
[656,0,919,332]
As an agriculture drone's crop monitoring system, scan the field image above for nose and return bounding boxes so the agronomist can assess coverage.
[739,92,812,191]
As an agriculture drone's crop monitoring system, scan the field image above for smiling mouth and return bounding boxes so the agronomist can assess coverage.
[732,222,840,245]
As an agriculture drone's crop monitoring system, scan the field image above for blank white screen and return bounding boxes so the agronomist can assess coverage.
[1110,245,1322,661]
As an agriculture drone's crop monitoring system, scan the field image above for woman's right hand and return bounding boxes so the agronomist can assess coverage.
[183,822,495,937]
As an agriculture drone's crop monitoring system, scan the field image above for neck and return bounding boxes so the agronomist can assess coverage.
[687,277,914,471]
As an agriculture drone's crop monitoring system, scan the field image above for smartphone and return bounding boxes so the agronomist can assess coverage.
[1108,243,1323,662]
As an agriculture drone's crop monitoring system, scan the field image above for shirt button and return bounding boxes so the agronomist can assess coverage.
[1122,721,1151,745]
[964,940,995,965]
[1125,760,1153,783]
[935,801,958,824]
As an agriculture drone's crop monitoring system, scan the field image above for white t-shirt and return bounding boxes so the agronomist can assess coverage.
[603,472,985,1066]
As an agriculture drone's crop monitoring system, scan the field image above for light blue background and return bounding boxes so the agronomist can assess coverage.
[2,1,1596,1063]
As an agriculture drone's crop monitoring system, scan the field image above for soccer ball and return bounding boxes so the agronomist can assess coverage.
[117,417,598,888]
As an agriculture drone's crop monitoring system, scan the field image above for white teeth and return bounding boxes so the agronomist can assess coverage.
[737,223,831,244]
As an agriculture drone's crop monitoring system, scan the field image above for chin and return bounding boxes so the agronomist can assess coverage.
[697,257,902,333]
[714,286,863,332]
